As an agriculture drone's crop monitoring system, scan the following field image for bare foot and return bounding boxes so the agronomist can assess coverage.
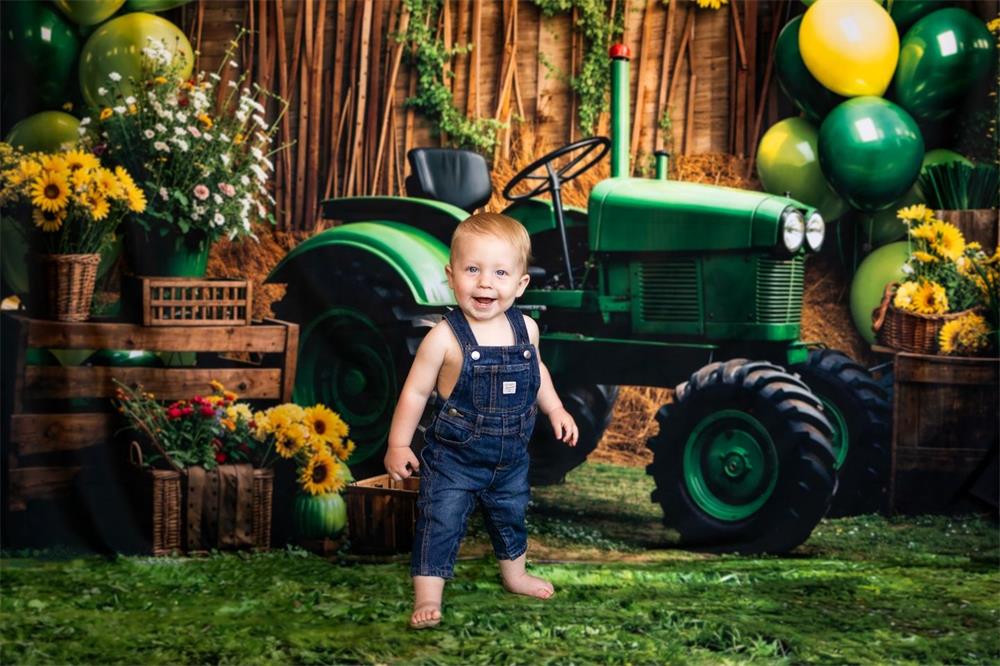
[409,604,442,629]
[501,570,554,599]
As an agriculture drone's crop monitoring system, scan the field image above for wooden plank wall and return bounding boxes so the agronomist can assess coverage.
[181,0,785,230]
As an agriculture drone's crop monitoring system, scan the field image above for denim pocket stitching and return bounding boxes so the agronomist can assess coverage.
[433,413,477,445]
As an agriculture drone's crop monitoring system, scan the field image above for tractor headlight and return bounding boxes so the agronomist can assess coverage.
[781,208,805,253]
[805,211,825,251]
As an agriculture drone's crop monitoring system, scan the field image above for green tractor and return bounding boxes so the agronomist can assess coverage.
[267,44,889,554]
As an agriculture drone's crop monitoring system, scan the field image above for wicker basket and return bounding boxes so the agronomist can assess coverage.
[344,474,420,554]
[123,276,252,326]
[872,283,978,354]
[37,253,101,322]
[148,469,183,555]
[185,465,274,552]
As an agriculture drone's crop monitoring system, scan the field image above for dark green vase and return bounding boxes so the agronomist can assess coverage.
[123,218,210,277]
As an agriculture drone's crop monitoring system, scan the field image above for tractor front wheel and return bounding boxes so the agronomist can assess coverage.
[646,359,837,554]
[528,384,619,485]
[792,349,891,516]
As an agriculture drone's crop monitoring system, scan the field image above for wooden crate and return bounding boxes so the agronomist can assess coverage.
[184,466,273,552]
[123,276,252,326]
[0,314,298,548]
[890,351,999,514]
[344,474,419,554]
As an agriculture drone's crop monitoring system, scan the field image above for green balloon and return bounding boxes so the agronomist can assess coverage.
[775,17,846,125]
[889,0,951,31]
[125,0,194,11]
[819,97,924,212]
[757,117,848,222]
[893,8,995,123]
[86,349,164,367]
[851,185,925,250]
[0,1,81,126]
[849,241,911,344]
[79,12,193,109]
[921,148,972,170]
[53,0,126,26]
[5,111,80,152]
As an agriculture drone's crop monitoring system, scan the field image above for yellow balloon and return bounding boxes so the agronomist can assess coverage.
[799,0,899,97]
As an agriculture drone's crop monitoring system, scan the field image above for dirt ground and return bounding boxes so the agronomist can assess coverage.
[212,126,869,469]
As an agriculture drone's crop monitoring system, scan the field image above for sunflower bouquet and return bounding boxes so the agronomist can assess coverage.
[251,402,355,496]
[0,142,146,254]
[889,204,998,355]
[78,33,287,247]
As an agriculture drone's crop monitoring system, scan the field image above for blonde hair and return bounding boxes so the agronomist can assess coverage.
[450,212,532,271]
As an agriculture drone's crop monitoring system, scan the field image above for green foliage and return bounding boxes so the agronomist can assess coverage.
[2,464,998,664]
[535,0,626,135]
[402,0,504,153]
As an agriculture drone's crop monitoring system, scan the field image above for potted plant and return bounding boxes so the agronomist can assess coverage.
[0,142,145,320]
[80,34,288,277]
[250,402,355,540]
[872,204,997,356]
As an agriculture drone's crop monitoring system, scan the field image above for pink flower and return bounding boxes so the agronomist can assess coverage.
[219,182,236,197]
[193,184,210,200]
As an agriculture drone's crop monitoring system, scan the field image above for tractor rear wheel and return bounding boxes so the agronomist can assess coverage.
[792,349,891,516]
[272,253,418,479]
[528,384,619,485]
[646,359,837,554]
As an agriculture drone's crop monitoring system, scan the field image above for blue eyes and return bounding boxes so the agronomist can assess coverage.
[466,266,508,278]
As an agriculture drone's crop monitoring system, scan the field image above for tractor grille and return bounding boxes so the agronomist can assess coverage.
[755,257,804,323]
[638,259,701,322]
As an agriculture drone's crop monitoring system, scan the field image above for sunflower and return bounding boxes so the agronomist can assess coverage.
[18,157,42,180]
[63,149,99,174]
[939,313,990,355]
[92,167,122,199]
[299,451,345,495]
[304,404,347,444]
[32,207,64,232]
[929,222,965,261]
[252,410,271,439]
[38,154,67,173]
[912,281,949,315]
[909,223,937,243]
[113,166,137,192]
[896,204,934,225]
[124,184,147,213]
[893,281,921,311]
[29,171,70,212]
[88,194,110,221]
[911,251,937,263]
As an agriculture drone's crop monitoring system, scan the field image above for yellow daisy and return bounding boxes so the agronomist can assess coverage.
[299,452,345,496]
[113,166,137,192]
[909,224,937,242]
[38,154,68,174]
[893,281,921,311]
[896,204,934,225]
[939,313,990,356]
[18,158,42,180]
[32,207,64,232]
[929,222,965,261]
[63,149,99,174]
[911,251,937,263]
[92,167,123,199]
[99,108,113,121]
[912,281,949,315]
[29,171,70,212]
[88,195,110,221]
[938,319,963,355]
[252,411,271,440]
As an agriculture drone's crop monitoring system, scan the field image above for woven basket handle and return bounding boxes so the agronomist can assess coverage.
[129,441,144,469]
[871,282,897,334]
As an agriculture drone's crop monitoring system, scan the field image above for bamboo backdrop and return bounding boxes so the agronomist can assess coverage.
[181,0,789,231]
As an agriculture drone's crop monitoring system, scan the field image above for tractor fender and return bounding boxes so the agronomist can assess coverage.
[321,196,467,245]
[266,221,454,306]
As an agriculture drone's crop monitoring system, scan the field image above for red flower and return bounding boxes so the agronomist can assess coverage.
[215,452,227,463]
[178,96,189,107]
[182,407,194,417]
[166,407,182,419]
[200,405,215,417]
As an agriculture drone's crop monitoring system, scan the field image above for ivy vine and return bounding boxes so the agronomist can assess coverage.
[535,0,625,135]
[401,0,504,153]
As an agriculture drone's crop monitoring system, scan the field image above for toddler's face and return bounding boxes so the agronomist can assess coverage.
[446,232,530,322]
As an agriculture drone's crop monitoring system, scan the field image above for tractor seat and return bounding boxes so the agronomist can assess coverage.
[406,148,492,212]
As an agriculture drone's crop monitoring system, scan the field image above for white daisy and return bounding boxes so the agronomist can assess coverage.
[109,72,122,82]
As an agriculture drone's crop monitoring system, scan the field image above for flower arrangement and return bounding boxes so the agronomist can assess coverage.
[893,204,999,355]
[0,142,146,254]
[79,33,288,246]
[114,378,354,495]
[252,403,355,496]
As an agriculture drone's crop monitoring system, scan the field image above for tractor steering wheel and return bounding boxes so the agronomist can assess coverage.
[502,136,611,201]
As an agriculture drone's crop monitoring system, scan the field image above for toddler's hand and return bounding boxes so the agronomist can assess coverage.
[384,446,420,481]
[548,407,579,447]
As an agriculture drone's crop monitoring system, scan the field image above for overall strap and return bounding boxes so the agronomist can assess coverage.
[444,308,479,347]
[505,307,531,346]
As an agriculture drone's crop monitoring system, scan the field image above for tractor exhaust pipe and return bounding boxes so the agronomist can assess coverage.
[609,43,631,178]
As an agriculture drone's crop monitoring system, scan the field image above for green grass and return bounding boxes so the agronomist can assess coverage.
[2,463,998,665]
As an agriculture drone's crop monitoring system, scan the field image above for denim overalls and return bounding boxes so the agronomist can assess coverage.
[411,307,541,579]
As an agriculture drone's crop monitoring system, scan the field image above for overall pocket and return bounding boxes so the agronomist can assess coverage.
[473,363,531,413]
[433,412,477,446]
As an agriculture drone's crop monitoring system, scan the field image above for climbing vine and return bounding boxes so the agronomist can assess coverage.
[401,0,504,153]
[535,0,626,135]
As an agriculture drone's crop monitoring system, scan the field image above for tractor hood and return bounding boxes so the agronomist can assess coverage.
[589,178,807,253]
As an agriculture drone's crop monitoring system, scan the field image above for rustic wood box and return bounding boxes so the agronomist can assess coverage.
[890,351,999,515]
[0,314,298,552]
[344,474,419,554]
[123,276,252,326]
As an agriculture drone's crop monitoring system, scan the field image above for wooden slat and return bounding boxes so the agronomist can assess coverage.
[9,466,81,509]
[17,318,289,353]
[280,320,299,403]
[895,353,999,386]
[25,368,283,400]
[11,413,114,456]
[895,447,990,472]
